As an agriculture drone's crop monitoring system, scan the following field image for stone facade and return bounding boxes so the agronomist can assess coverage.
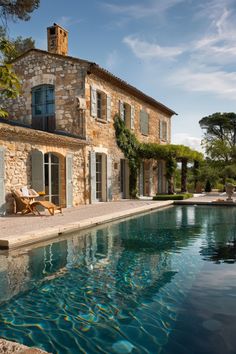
[0,34,176,212]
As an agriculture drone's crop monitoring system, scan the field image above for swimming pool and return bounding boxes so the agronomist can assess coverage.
[0,206,236,354]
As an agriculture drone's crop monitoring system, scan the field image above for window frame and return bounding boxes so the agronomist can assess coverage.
[31,84,55,132]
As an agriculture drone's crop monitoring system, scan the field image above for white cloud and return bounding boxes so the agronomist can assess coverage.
[169,68,236,100]
[123,36,183,60]
[103,0,185,19]
[172,133,203,152]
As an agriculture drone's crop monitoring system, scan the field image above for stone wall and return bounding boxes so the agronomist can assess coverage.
[4,50,88,136]
[2,50,173,203]
[85,74,171,198]
[0,124,88,208]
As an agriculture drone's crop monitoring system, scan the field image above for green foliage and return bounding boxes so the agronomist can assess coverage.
[114,115,202,196]
[153,193,193,200]
[0,38,20,117]
[0,0,40,24]
[199,112,236,147]
[205,180,212,192]
[0,26,35,61]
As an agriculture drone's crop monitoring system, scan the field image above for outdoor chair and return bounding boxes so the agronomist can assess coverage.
[31,200,62,216]
[11,187,62,216]
[11,189,35,215]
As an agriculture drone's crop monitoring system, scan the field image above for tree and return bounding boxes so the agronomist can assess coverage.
[0,38,20,116]
[200,112,236,163]
[199,112,236,148]
[0,26,34,61]
[0,0,39,117]
[0,0,40,24]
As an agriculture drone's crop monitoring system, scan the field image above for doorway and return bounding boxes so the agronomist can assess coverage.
[44,153,60,205]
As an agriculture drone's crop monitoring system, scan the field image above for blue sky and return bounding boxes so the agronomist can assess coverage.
[6,0,236,151]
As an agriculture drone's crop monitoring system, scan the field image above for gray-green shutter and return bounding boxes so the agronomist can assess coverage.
[66,154,73,207]
[107,155,113,201]
[158,161,163,193]
[131,105,135,130]
[159,120,163,139]
[119,100,124,120]
[90,86,97,118]
[107,95,111,122]
[139,162,144,196]
[0,147,5,215]
[90,150,96,203]
[140,110,148,135]
[31,150,44,192]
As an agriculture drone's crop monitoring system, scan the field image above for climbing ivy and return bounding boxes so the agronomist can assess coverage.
[114,115,203,196]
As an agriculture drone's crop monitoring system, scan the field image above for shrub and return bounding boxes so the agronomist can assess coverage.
[153,193,193,201]
[205,180,212,192]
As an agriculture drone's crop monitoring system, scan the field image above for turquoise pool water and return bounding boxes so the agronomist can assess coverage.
[0,206,236,353]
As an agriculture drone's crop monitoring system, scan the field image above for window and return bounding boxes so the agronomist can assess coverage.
[44,153,60,205]
[139,110,149,135]
[32,85,55,132]
[159,120,168,141]
[90,86,110,121]
[119,101,135,129]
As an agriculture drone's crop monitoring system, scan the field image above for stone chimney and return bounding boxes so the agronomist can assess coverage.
[47,23,68,56]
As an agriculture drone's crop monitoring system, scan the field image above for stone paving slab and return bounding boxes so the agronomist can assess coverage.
[0,200,173,249]
[0,338,50,353]
[174,192,236,205]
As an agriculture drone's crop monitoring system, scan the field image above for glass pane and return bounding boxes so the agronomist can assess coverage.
[97,92,102,119]
[46,103,55,115]
[46,87,54,102]
[51,163,59,195]
[44,163,49,195]
[51,154,59,164]
[34,89,43,104]
[34,105,44,116]
[51,195,59,206]
[44,154,49,163]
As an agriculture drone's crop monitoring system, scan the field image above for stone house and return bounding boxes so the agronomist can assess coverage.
[0,23,176,214]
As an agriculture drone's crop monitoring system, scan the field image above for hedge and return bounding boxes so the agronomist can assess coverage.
[153,193,193,201]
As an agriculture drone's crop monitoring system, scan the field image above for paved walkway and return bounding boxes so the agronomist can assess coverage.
[0,200,173,249]
[175,192,236,205]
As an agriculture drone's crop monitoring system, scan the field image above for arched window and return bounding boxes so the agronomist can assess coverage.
[32,85,55,132]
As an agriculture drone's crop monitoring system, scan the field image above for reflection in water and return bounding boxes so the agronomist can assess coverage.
[201,238,236,264]
[0,206,235,354]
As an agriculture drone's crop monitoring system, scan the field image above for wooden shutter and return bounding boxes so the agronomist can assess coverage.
[119,100,124,120]
[90,86,97,118]
[66,154,73,208]
[158,161,163,193]
[107,95,111,122]
[131,105,135,129]
[163,121,167,140]
[0,147,5,215]
[47,115,56,132]
[90,150,96,203]
[107,155,113,201]
[31,150,44,192]
[32,116,44,131]
[139,162,144,196]
[159,120,163,140]
[140,110,148,135]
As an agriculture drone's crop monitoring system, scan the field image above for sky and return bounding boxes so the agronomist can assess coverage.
[5,0,236,152]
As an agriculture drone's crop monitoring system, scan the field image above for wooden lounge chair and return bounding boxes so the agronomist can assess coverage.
[31,200,62,216]
[11,189,35,215]
[11,188,62,216]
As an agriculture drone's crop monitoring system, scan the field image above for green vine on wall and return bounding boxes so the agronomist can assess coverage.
[114,115,203,196]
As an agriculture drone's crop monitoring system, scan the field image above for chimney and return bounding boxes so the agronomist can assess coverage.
[47,23,68,56]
